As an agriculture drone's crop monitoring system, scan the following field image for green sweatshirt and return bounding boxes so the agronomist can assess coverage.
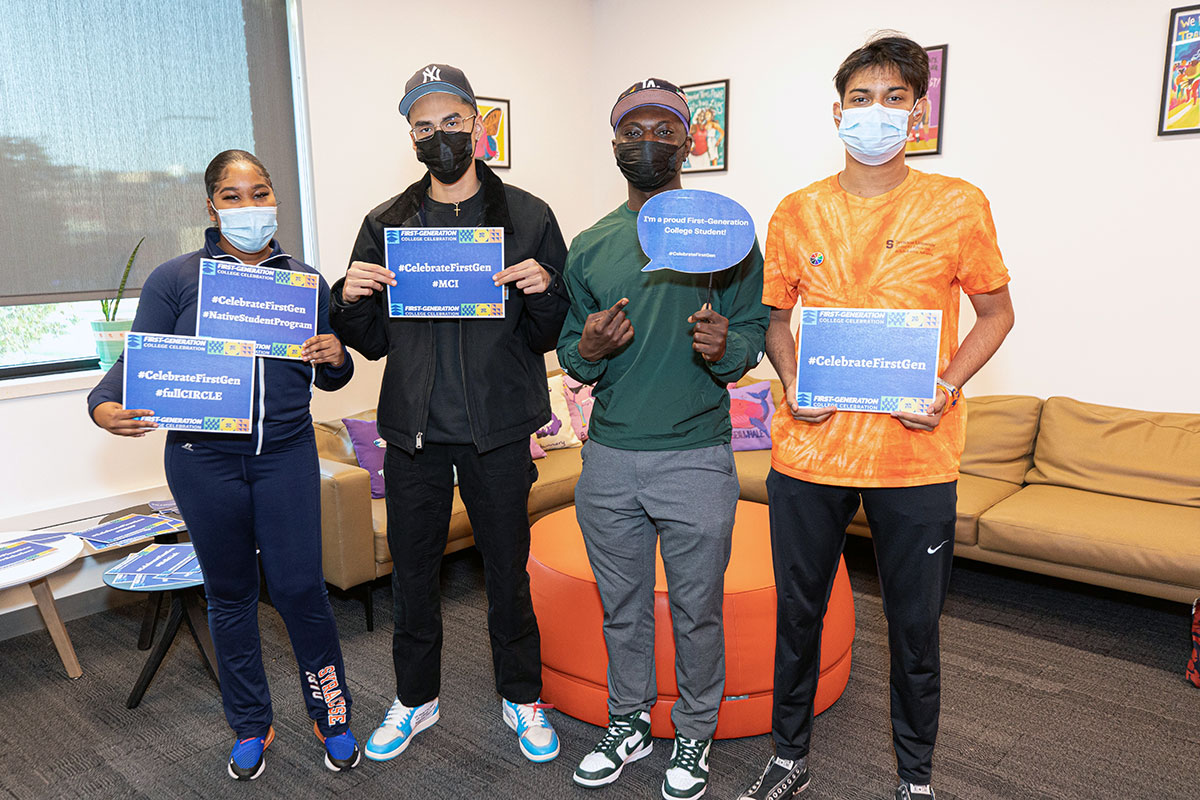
[556,202,769,451]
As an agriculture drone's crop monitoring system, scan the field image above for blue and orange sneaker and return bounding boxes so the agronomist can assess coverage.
[501,698,560,762]
[313,722,362,772]
[227,726,275,781]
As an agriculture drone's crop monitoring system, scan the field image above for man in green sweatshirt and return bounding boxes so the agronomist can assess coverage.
[556,78,769,800]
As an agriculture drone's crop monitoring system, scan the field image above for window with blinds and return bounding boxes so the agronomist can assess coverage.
[0,0,305,375]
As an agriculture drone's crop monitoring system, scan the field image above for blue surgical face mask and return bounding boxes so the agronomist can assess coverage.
[836,102,918,166]
[215,204,278,254]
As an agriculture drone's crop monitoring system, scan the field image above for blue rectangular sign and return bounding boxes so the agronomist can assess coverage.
[78,514,186,548]
[0,541,54,569]
[123,333,256,433]
[794,308,942,413]
[384,227,506,318]
[195,259,318,359]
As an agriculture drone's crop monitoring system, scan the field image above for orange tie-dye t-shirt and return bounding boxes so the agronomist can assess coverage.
[763,168,1010,488]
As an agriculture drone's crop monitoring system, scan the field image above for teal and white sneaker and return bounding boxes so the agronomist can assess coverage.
[363,697,439,762]
[573,710,653,788]
[662,734,711,799]
[501,698,560,762]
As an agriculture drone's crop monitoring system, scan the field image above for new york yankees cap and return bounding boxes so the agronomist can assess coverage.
[399,63,476,116]
[610,78,690,128]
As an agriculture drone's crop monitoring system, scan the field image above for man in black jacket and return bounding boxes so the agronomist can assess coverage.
[329,63,569,766]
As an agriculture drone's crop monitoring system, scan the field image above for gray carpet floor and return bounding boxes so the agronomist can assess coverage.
[1,536,1197,800]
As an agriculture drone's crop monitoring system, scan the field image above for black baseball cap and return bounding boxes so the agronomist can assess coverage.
[610,78,690,128]
[398,63,476,116]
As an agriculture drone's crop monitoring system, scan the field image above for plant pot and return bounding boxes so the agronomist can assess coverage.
[91,319,133,371]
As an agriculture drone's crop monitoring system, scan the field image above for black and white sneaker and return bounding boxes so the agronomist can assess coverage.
[895,782,935,799]
[662,734,711,799]
[573,710,653,788]
[737,755,810,799]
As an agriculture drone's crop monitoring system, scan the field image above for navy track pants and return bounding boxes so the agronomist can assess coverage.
[164,431,351,739]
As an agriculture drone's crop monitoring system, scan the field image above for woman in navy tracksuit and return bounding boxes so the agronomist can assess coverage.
[88,150,360,781]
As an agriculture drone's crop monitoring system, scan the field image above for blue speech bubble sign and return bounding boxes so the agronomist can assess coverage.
[637,189,756,273]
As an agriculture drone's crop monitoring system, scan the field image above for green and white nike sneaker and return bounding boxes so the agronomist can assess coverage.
[661,733,711,799]
[895,781,935,800]
[573,710,653,788]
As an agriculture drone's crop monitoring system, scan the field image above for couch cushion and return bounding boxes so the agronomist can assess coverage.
[845,473,1020,546]
[978,484,1200,587]
[531,446,583,513]
[734,448,772,504]
[315,408,376,466]
[1026,397,1200,507]
[952,474,1023,546]
[959,395,1042,485]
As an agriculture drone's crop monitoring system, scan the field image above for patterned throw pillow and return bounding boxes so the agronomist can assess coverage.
[535,373,583,450]
[342,418,387,498]
[530,436,548,459]
[562,375,594,441]
[728,380,776,451]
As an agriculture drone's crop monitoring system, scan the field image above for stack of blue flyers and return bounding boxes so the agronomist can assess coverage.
[79,514,186,550]
[0,540,56,569]
[147,498,180,514]
[105,543,204,590]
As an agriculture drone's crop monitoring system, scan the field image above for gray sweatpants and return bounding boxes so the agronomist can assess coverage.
[574,440,739,739]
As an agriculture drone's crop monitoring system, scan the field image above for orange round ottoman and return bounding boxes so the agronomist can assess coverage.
[528,500,854,739]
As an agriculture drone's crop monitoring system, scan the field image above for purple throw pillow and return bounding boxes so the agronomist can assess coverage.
[729,381,776,451]
[342,418,387,498]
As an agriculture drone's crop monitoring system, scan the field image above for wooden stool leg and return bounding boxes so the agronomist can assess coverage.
[127,595,185,709]
[29,577,82,680]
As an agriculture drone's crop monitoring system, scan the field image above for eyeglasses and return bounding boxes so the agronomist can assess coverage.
[411,114,476,142]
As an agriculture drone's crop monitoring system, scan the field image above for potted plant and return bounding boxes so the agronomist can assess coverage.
[91,237,144,371]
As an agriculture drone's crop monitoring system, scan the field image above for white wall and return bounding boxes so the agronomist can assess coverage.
[297,0,601,277]
[587,0,1200,412]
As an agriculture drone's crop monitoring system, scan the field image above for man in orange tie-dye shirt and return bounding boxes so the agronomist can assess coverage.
[737,35,1014,800]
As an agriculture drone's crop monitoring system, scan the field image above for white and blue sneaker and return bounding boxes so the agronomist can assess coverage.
[501,698,561,762]
[363,697,439,762]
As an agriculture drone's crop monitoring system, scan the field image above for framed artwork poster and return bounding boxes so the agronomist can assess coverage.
[474,97,511,167]
[1159,5,1200,135]
[681,79,728,173]
[907,44,947,156]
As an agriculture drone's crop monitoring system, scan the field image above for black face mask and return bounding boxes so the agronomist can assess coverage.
[614,140,687,192]
[415,130,475,184]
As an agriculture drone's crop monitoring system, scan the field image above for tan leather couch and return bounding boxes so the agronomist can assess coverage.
[733,379,1200,603]
[318,379,1200,626]
[315,409,583,626]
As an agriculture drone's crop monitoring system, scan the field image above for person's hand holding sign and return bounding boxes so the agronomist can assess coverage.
[578,298,634,362]
[688,304,729,363]
[782,380,837,425]
[891,390,947,432]
[93,402,158,437]
[494,259,551,294]
[300,334,346,367]
[342,261,396,303]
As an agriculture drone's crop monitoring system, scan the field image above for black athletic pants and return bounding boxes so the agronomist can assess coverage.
[383,439,542,707]
[767,469,957,785]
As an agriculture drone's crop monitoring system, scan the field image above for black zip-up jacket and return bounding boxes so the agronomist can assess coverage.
[330,161,569,454]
